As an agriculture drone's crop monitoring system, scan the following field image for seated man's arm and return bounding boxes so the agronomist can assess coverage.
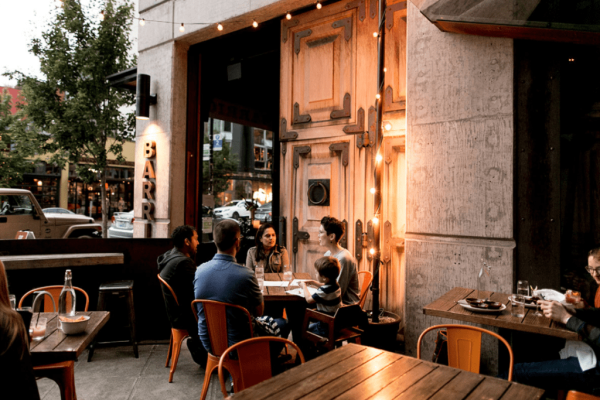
[542,301,600,349]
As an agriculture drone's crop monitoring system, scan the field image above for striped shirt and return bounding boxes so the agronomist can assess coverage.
[312,282,342,315]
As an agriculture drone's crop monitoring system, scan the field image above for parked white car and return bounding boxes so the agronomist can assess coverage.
[108,210,134,238]
[213,200,261,220]
[0,189,102,239]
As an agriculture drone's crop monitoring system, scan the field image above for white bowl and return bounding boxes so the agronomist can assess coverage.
[59,315,90,335]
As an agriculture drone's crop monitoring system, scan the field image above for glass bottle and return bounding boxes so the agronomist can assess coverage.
[58,269,76,316]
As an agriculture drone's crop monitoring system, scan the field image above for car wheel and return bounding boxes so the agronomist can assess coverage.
[232,212,240,219]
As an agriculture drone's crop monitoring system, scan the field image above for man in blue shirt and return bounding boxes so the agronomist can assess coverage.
[193,219,264,352]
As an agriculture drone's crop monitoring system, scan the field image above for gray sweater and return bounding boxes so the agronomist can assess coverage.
[325,248,360,305]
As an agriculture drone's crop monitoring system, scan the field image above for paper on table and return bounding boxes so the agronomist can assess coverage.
[290,279,311,286]
[286,286,318,297]
[264,281,289,287]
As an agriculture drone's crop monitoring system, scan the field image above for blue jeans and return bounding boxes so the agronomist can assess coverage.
[507,357,600,394]
[308,321,328,337]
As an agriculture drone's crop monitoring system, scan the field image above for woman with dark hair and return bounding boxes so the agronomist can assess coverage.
[246,223,290,273]
[0,260,40,399]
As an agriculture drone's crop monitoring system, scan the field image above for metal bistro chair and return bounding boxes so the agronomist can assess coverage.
[357,271,373,309]
[191,299,254,400]
[417,324,514,381]
[19,286,90,400]
[566,391,600,400]
[218,337,305,397]
[157,274,189,383]
[302,304,368,353]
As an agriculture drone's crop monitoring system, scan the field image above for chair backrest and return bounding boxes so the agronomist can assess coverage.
[357,271,373,309]
[567,391,600,400]
[333,304,369,332]
[157,274,179,305]
[417,324,514,381]
[191,299,253,357]
[18,286,89,312]
[218,337,305,396]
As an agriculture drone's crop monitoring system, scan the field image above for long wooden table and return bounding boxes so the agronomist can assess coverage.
[423,287,579,340]
[1,253,124,270]
[29,311,110,365]
[263,272,312,301]
[231,343,544,400]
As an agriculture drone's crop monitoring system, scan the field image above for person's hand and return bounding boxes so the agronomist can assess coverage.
[300,281,306,289]
[539,300,571,324]
[307,280,321,287]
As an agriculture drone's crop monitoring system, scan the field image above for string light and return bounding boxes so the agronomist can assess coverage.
[373,32,378,37]
[99,10,105,21]
[383,67,387,72]
[252,20,258,28]
[369,248,376,255]
[286,12,292,20]
[179,23,185,32]
[316,1,322,9]
[375,93,381,100]
[370,188,376,194]
[373,216,379,225]
[384,122,392,131]
[139,18,145,26]
[376,154,383,163]
[217,23,223,31]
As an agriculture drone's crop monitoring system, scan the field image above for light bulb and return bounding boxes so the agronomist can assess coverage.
[370,188,376,194]
[286,12,292,20]
[179,23,185,32]
[139,18,145,26]
[369,248,375,255]
[375,93,381,100]
[316,1,322,9]
[252,20,258,28]
[100,10,105,21]
[373,217,379,225]
[376,154,383,162]
[373,32,378,38]
[217,23,223,31]
[384,122,392,131]
[383,67,387,72]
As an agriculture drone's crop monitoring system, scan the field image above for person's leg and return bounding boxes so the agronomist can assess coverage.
[510,357,599,392]
[185,323,208,367]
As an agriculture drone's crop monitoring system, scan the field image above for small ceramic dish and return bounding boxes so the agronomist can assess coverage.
[59,315,90,335]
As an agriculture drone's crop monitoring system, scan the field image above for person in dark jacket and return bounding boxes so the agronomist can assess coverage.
[158,225,207,366]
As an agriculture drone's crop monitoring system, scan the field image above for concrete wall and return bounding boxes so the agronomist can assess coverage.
[405,0,515,368]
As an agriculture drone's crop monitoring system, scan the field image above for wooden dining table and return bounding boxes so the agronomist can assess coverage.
[231,343,544,400]
[263,272,312,301]
[423,287,579,340]
[29,311,110,365]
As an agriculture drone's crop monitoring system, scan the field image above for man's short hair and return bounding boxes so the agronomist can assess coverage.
[589,245,600,260]
[172,225,197,248]
[214,220,241,251]
[320,216,345,243]
[314,256,340,282]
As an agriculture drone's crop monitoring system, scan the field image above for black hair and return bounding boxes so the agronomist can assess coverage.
[214,220,241,251]
[172,225,197,248]
[255,223,277,261]
[320,216,345,243]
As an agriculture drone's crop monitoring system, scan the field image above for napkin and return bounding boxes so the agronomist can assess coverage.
[559,340,597,371]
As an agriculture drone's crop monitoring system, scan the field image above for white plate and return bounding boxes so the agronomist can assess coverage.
[457,300,506,313]
[533,289,565,302]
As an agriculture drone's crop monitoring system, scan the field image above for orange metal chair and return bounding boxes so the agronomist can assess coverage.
[417,324,514,381]
[357,271,373,309]
[566,391,600,400]
[19,285,89,400]
[191,299,254,400]
[157,274,190,383]
[19,285,89,312]
[217,337,305,396]
[302,304,368,353]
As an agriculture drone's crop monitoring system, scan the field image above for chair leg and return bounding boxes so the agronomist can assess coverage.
[200,354,219,400]
[127,289,138,358]
[168,330,188,383]
[165,334,173,368]
[88,291,106,362]
[35,361,77,400]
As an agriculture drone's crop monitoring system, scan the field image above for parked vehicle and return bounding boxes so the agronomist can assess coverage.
[42,207,76,215]
[254,202,272,222]
[0,189,102,239]
[213,200,261,220]
[108,210,134,238]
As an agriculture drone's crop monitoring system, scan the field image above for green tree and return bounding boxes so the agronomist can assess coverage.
[0,89,44,188]
[203,140,238,203]
[7,0,136,237]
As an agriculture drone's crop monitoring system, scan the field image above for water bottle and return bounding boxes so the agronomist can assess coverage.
[58,270,77,317]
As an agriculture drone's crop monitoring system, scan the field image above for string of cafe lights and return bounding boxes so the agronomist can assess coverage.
[99,1,324,33]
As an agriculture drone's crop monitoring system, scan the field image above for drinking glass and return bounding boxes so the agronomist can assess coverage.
[30,317,47,341]
[533,299,543,317]
[511,295,525,318]
[283,265,293,286]
[257,278,265,293]
[517,280,529,297]
[9,294,16,310]
[255,266,264,280]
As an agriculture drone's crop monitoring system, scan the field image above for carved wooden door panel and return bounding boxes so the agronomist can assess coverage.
[383,0,407,119]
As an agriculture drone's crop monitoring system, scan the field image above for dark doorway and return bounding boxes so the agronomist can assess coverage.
[516,40,600,302]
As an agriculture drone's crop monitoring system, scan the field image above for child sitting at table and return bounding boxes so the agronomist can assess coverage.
[300,256,342,337]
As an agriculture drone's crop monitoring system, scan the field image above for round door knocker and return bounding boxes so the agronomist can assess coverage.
[308,181,329,206]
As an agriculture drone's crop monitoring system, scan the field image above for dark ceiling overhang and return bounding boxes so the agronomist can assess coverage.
[416,0,600,44]
[106,67,138,93]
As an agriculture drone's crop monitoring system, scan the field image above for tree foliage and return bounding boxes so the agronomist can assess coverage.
[7,0,136,236]
[203,140,239,203]
[0,89,44,188]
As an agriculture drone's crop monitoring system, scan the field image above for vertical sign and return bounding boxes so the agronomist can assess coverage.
[213,133,223,151]
[142,141,156,223]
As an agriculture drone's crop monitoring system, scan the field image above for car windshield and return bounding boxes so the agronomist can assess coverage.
[222,201,239,207]
[0,195,34,215]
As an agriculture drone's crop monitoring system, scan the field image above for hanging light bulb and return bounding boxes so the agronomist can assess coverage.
[179,23,185,32]
[99,10,105,21]
[139,18,145,26]
[286,12,292,20]
[370,187,376,194]
[252,20,258,28]
[316,1,322,9]
[373,216,379,225]
[383,67,387,72]
[376,154,383,163]
[217,23,224,31]
[384,122,392,131]
[369,248,376,255]
[375,93,381,100]
[373,32,378,38]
